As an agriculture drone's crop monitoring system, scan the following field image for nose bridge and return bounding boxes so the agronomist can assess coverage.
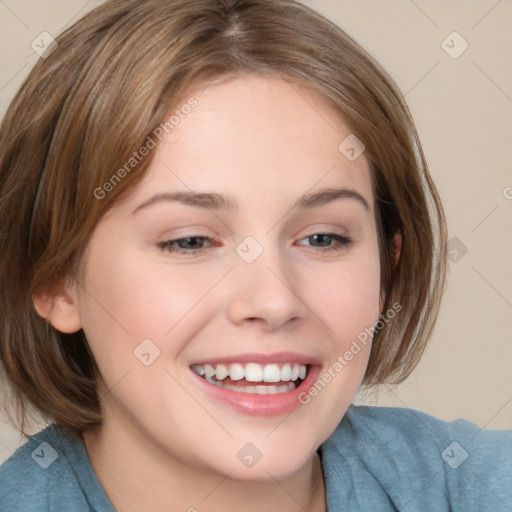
[226,233,306,330]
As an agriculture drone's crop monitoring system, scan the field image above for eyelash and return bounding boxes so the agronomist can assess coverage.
[157,233,353,256]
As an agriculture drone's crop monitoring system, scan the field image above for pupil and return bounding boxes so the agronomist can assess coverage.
[312,234,331,246]
[183,237,202,249]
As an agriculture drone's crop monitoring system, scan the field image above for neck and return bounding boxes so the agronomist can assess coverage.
[82,416,326,512]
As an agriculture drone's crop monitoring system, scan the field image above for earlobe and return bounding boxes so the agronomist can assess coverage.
[32,283,82,334]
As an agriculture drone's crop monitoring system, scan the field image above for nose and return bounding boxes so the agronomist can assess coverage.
[225,243,309,332]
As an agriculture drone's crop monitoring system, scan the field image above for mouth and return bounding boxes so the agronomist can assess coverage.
[191,362,308,395]
[189,353,321,416]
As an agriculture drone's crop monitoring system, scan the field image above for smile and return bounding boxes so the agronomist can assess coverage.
[191,362,308,395]
[189,353,321,416]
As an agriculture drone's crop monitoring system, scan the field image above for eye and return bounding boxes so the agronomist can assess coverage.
[157,232,352,257]
[158,236,213,255]
[296,233,352,252]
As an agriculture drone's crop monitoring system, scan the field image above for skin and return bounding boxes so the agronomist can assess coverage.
[35,74,387,511]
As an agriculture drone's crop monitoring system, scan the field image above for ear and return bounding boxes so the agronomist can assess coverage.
[393,232,402,265]
[32,282,82,333]
[379,232,403,313]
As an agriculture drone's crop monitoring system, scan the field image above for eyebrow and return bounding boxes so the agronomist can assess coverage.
[297,187,370,211]
[131,187,371,214]
[132,191,237,214]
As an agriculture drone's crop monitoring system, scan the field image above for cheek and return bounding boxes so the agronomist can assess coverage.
[288,256,381,441]
[304,253,381,345]
[76,247,228,369]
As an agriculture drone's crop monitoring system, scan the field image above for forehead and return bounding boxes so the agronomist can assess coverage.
[121,74,373,214]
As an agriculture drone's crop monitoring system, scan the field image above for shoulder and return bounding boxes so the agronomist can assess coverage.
[321,405,512,511]
[339,403,512,449]
[0,425,103,512]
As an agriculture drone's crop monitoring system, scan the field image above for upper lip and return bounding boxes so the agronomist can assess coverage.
[190,351,321,367]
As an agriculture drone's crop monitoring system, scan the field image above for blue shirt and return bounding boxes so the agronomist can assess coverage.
[1,405,511,511]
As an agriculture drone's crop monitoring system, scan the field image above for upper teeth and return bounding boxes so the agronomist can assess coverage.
[191,363,307,382]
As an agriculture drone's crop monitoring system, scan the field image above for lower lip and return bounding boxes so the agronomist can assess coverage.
[190,365,322,416]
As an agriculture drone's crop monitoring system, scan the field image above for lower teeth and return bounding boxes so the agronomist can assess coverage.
[204,375,297,394]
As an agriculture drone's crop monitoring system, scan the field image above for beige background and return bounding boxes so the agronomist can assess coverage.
[1,0,511,462]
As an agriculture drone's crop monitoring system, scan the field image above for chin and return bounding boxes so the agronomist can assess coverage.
[209,436,319,483]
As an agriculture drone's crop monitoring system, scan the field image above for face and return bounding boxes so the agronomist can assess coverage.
[67,74,382,480]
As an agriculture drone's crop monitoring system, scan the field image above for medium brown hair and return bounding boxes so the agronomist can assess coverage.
[0,0,447,436]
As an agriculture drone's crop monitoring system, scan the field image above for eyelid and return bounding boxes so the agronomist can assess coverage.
[295,232,352,250]
[157,231,353,257]
[154,227,217,245]
[295,232,350,243]
[157,235,214,256]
